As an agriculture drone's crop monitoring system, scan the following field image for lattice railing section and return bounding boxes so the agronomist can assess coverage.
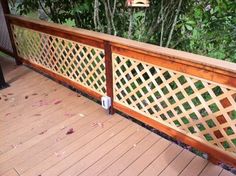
[113,54,236,153]
[11,25,106,95]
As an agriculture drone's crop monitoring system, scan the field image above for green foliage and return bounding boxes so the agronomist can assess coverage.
[175,0,236,62]
[15,0,236,62]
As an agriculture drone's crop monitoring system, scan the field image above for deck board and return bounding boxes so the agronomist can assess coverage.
[178,156,208,176]
[158,149,195,176]
[118,138,170,176]
[199,163,223,176]
[2,169,19,176]
[98,133,160,176]
[220,170,236,176]
[60,125,149,176]
[0,55,233,176]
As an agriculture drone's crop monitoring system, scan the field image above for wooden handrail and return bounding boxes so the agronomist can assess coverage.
[6,14,236,89]
[6,14,236,168]
[6,15,104,49]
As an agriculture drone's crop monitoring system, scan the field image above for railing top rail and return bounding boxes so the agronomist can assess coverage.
[6,14,236,82]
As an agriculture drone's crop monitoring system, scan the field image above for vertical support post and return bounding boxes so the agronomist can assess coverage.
[0,63,9,89]
[104,41,114,114]
[0,0,22,65]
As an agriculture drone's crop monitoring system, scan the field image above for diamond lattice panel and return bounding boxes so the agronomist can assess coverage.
[113,54,236,153]
[12,25,106,95]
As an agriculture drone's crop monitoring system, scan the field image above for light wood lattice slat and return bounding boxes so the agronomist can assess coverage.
[11,25,106,96]
[113,54,236,154]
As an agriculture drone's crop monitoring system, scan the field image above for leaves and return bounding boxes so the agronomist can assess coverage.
[5,113,11,117]
[38,130,47,135]
[175,0,236,62]
[66,128,74,135]
[32,99,62,107]
[15,0,236,62]
[185,25,193,31]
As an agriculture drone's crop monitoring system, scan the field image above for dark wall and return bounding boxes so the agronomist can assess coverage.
[0,2,13,53]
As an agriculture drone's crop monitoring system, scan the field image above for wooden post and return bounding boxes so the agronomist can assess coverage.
[0,0,22,65]
[104,41,114,114]
[0,63,9,89]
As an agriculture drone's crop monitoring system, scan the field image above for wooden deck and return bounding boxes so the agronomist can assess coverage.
[0,55,234,176]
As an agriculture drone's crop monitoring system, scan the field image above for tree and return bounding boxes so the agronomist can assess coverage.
[174,0,236,63]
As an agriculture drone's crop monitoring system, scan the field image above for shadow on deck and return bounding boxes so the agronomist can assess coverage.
[0,56,233,176]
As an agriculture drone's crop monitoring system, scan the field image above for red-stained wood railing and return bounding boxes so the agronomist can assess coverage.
[5,14,236,168]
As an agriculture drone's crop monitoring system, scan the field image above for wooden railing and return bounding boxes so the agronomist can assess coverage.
[3,14,236,167]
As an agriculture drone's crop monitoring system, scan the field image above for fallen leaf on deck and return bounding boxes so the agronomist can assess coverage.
[66,128,74,135]
[133,144,137,147]
[25,96,29,99]
[77,94,81,97]
[32,93,38,96]
[42,93,48,97]
[34,114,42,116]
[4,98,8,101]
[79,113,85,117]
[5,113,11,117]
[54,100,62,105]
[8,93,13,95]
[38,130,47,135]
